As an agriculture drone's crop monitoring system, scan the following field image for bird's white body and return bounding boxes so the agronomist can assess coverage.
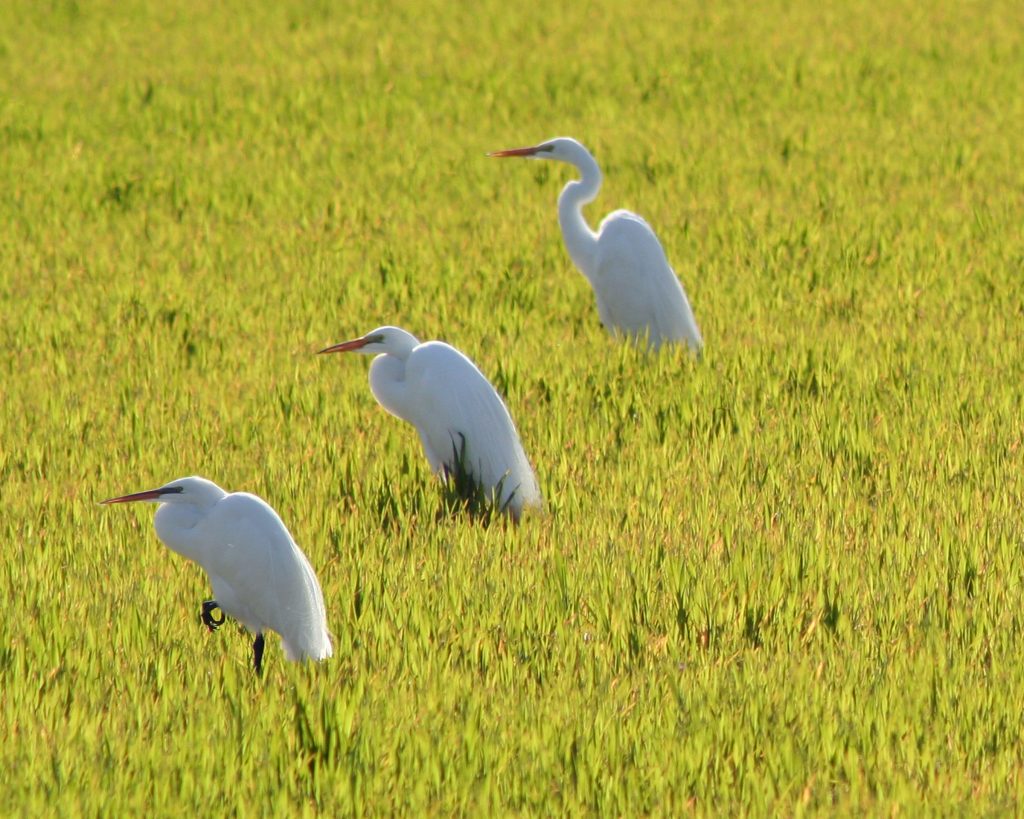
[580,210,702,351]
[492,137,703,352]
[106,476,332,665]
[321,327,541,519]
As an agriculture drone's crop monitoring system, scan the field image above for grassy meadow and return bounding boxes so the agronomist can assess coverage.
[3,0,1024,812]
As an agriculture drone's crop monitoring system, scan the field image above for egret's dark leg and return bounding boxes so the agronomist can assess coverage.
[253,633,265,675]
[200,600,225,632]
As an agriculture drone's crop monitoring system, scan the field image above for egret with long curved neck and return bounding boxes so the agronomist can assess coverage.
[102,476,333,674]
[490,137,703,352]
[319,326,541,520]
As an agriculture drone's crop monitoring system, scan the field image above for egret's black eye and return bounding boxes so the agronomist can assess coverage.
[162,485,185,495]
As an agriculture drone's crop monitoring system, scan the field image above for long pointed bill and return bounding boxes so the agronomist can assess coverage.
[487,145,544,158]
[101,486,182,505]
[318,336,372,355]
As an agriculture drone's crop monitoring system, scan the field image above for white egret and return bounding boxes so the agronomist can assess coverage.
[101,476,332,674]
[489,136,703,352]
[319,326,541,520]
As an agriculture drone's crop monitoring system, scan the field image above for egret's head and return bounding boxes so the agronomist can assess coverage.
[488,136,591,165]
[101,476,225,507]
[318,326,420,359]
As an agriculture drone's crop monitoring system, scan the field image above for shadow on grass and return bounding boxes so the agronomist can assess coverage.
[437,432,515,528]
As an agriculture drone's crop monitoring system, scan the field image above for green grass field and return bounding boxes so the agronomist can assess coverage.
[3,0,1024,813]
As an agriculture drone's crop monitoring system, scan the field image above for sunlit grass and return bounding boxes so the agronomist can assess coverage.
[2,0,1024,813]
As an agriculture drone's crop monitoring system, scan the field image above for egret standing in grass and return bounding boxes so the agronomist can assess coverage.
[319,326,541,520]
[489,136,703,352]
[101,476,332,674]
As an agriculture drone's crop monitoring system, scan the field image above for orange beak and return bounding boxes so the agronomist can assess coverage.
[318,336,373,355]
[487,145,544,158]
[101,486,180,504]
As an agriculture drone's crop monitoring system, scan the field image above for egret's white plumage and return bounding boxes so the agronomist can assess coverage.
[490,136,703,352]
[319,326,541,519]
[102,476,332,671]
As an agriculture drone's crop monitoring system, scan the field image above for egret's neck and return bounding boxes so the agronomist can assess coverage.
[557,152,602,279]
[154,502,207,563]
[369,354,413,424]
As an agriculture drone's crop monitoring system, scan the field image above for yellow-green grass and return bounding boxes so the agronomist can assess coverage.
[2,0,1024,813]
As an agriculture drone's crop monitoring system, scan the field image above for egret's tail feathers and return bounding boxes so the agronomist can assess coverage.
[282,629,333,663]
